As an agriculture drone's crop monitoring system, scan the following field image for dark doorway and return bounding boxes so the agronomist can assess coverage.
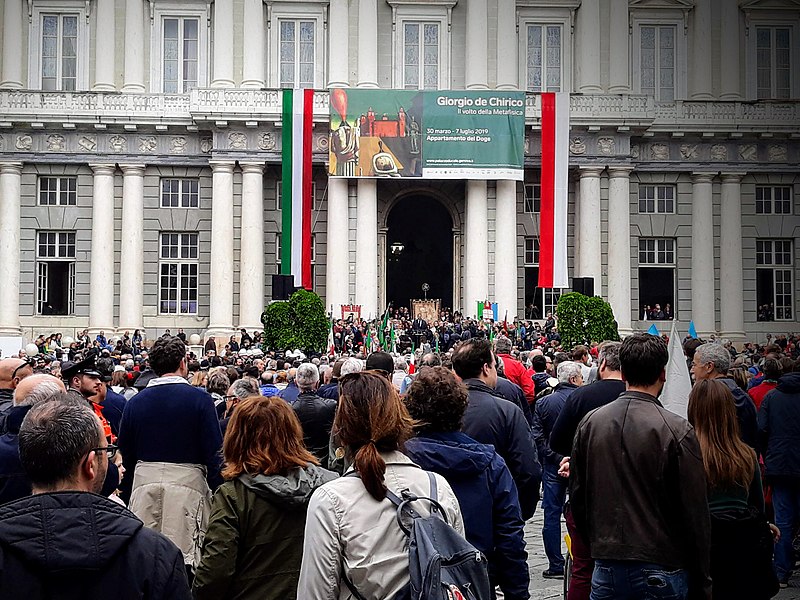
[638,267,676,319]
[386,195,453,310]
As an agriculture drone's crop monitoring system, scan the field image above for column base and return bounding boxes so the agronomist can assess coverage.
[240,80,265,89]
[210,79,236,88]
[0,81,23,90]
[690,93,714,101]
[92,83,116,92]
[608,85,630,94]
[578,85,604,94]
[121,83,145,93]
[719,93,742,101]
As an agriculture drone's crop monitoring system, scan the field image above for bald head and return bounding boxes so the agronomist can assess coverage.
[0,358,34,390]
[14,374,66,406]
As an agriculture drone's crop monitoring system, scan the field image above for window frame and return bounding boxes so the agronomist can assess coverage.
[267,3,326,88]
[158,232,200,315]
[27,1,90,91]
[149,1,210,94]
[389,2,454,90]
[160,177,200,208]
[638,237,676,266]
[35,230,77,315]
[755,185,793,215]
[746,20,798,100]
[38,176,77,206]
[638,184,676,214]
[755,239,794,321]
[631,12,688,101]
[523,236,540,266]
[524,183,541,214]
[516,3,576,93]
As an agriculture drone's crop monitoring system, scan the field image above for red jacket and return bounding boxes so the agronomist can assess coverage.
[748,380,777,411]
[498,353,536,404]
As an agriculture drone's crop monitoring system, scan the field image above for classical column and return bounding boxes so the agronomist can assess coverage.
[0,0,23,89]
[691,173,716,337]
[0,163,23,336]
[356,180,378,318]
[326,178,350,313]
[239,163,265,330]
[608,0,629,93]
[208,162,235,337]
[719,1,741,100]
[212,0,234,87]
[241,0,265,88]
[495,0,518,89]
[122,0,145,92]
[88,165,117,333]
[690,0,713,100]
[328,0,350,87]
[495,180,518,318]
[93,0,116,91]
[576,0,602,93]
[118,165,145,332]
[607,167,633,333]
[577,167,603,286]
[465,181,489,316]
[720,173,746,341]
[465,0,488,89]
[357,0,378,88]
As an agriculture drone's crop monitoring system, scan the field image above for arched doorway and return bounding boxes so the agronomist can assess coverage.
[386,195,454,311]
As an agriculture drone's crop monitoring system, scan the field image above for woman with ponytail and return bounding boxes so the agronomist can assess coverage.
[298,371,464,599]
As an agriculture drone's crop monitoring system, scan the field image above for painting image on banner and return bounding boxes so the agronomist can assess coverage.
[328,89,525,180]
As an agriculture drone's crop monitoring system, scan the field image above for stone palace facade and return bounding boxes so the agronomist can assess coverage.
[0,0,798,349]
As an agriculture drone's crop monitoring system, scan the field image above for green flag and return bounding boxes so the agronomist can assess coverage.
[378,304,392,350]
[390,325,397,353]
[365,328,373,352]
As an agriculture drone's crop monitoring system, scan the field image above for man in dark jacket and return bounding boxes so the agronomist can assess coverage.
[532,360,582,579]
[452,338,541,520]
[317,358,344,401]
[757,370,800,586]
[570,334,711,600]
[291,363,336,465]
[0,357,33,434]
[691,342,758,448]
[0,395,191,598]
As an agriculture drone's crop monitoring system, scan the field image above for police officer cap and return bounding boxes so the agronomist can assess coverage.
[61,356,104,381]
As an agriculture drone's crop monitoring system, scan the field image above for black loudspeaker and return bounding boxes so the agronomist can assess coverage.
[573,277,595,297]
[272,274,295,300]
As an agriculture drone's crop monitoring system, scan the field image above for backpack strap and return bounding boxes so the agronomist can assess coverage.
[427,471,440,516]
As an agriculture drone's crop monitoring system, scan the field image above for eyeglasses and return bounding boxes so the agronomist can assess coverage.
[11,361,31,379]
[90,444,119,460]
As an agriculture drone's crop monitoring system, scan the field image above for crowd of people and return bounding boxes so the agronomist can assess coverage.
[0,314,799,599]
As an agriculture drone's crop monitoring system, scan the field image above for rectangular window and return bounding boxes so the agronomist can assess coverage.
[526,24,562,92]
[38,176,77,206]
[163,17,199,93]
[41,14,78,91]
[159,232,199,314]
[160,178,199,208]
[756,239,793,320]
[36,231,76,315]
[638,185,675,214]
[639,238,676,265]
[403,22,439,89]
[279,19,315,88]
[756,27,791,99]
[310,233,316,288]
[524,184,541,213]
[523,237,540,266]
[640,25,676,101]
[755,186,792,215]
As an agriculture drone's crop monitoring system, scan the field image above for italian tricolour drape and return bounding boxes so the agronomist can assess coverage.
[537,92,569,289]
[281,89,314,289]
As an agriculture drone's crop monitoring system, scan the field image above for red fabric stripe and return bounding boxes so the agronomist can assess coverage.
[538,93,556,288]
[301,89,314,289]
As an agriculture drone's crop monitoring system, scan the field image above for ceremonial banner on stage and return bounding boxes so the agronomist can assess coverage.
[412,299,439,323]
[328,89,525,180]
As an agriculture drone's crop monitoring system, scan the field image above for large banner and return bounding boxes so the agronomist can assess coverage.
[329,89,525,180]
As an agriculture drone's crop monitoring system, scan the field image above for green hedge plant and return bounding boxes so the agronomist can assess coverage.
[261,289,329,353]
[556,292,619,348]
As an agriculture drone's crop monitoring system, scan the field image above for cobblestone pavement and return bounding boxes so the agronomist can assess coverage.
[524,508,800,599]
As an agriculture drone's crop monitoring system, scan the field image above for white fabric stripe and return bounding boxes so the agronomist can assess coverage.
[553,92,570,288]
[291,90,305,287]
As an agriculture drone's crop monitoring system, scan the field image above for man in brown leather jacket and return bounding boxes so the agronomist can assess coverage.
[570,333,711,600]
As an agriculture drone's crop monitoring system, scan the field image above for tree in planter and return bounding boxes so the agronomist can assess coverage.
[261,289,329,353]
[556,292,620,349]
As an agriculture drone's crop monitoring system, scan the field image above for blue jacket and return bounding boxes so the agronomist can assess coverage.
[758,372,800,480]
[0,405,31,505]
[279,381,300,404]
[404,431,529,600]
[717,377,758,449]
[495,376,534,427]
[532,382,577,466]
[102,387,127,438]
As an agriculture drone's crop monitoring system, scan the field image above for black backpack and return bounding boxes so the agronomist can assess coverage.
[344,471,492,600]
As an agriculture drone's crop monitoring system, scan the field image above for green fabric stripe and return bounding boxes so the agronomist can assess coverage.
[281,89,293,275]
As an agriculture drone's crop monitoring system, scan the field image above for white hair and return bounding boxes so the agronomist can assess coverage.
[556,361,583,384]
[296,363,320,391]
[340,357,363,376]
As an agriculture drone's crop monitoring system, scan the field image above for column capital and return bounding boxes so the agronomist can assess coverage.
[579,166,605,178]
[607,165,634,178]
[240,162,265,174]
[720,172,746,183]
[209,160,236,173]
[89,163,116,176]
[0,162,23,174]
[691,172,717,184]
[120,164,146,175]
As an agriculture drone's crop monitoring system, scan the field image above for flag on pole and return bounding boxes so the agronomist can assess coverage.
[365,328,373,352]
[538,92,569,289]
[661,320,692,419]
[378,304,392,350]
[281,88,314,289]
[390,325,397,354]
[408,343,416,375]
[647,323,660,336]
[688,320,698,339]
[327,317,335,355]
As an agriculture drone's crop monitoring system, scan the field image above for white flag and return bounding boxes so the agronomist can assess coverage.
[660,321,692,419]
